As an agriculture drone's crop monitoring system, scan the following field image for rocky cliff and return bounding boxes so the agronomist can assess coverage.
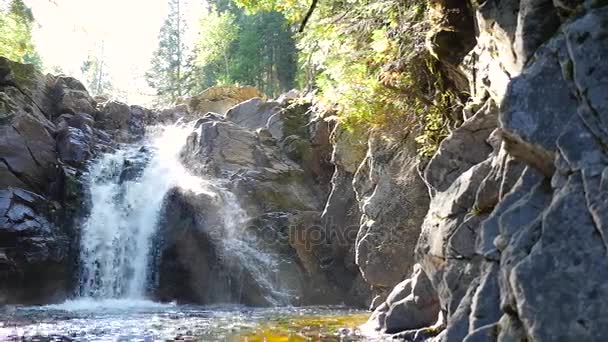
[363,1,608,341]
[2,0,608,339]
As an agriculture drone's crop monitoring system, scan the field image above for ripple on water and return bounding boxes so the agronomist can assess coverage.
[0,304,387,341]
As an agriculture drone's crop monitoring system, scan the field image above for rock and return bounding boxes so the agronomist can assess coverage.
[56,127,92,167]
[0,112,57,193]
[128,105,148,138]
[365,265,440,334]
[276,89,300,105]
[408,5,608,341]
[181,113,321,215]
[97,100,130,129]
[154,188,226,304]
[424,99,497,194]
[186,86,263,116]
[0,57,56,124]
[226,98,284,139]
[51,76,97,116]
[353,133,429,289]
[500,35,576,176]
[0,188,71,304]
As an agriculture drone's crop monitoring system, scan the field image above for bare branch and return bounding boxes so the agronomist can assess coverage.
[298,0,318,33]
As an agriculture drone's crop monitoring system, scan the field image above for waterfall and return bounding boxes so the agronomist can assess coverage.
[78,123,213,299]
[77,122,292,304]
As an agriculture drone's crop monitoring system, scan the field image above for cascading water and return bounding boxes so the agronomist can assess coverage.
[77,121,292,304]
[78,122,214,299]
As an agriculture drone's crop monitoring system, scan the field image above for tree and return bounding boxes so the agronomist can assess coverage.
[81,42,113,96]
[146,0,189,104]
[196,7,238,81]
[195,2,298,96]
[0,0,42,67]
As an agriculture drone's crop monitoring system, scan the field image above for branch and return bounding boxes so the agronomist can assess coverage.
[298,0,319,33]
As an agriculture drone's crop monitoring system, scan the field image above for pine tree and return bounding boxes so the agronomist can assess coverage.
[0,0,42,67]
[81,41,113,96]
[146,0,188,104]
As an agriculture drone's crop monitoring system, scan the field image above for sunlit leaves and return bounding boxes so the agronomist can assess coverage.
[234,0,459,157]
[195,8,238,74]
[0,0,41,67]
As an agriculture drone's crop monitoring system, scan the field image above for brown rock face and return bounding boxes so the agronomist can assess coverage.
[185,85,263,116]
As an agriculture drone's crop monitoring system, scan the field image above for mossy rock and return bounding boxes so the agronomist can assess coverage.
[282,135,313,164]
[0,57,38,89]
[281,102,311,139]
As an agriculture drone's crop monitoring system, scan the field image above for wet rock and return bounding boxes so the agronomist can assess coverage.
[56,127,92,167]
[0,188,71,304]
[181,113,321,215]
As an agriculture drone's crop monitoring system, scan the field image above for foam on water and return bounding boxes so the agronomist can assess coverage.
[74,120,292,306]
[43,298,175,312]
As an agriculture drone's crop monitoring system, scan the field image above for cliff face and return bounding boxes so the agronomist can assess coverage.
[364,1,608,341]
[2,0,608,339]
[0,57,151,303]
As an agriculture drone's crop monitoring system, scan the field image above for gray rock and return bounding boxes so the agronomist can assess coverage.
[365,265,439,334]
[0,188,71,304]
[354,134,429,289]
[56,126,92,166]
[51,76,97,116]
[226,98,284,140]
[424,99,497,194]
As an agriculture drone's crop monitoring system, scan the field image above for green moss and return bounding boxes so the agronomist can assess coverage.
[283,136,313,163]
[0,57,38,91]
[281,102,311,139]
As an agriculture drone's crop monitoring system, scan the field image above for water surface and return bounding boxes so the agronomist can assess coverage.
[0,300,381,341]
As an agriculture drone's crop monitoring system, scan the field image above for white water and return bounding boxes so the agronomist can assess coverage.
[79,122,215,299]
[219,191,294,305]
[77,121,292,304]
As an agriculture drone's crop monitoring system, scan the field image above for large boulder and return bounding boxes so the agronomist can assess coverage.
[0,188,72,304]
[185,86,263,116]
[364,264,440,334]
[51,76,97,117]
[96,100,147,142]
[181,113,322,215]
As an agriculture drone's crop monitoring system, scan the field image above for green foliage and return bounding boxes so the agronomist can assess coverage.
[146,0,191,104]
[234,0,310,22]
[195,1,298,97]
[238,0,463,157]
[196,8,238,79]
[81,48,113,96]
[0,0,42,67]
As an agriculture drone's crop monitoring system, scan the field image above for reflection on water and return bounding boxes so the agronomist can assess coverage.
[0,302,384,341]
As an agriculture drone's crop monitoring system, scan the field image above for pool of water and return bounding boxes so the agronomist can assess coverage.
[0,300,384,341]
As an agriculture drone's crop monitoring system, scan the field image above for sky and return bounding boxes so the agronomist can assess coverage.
[24,0,205,105]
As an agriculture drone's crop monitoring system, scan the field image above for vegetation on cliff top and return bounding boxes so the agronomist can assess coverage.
[0,0,41,67]
[234,0,463,157]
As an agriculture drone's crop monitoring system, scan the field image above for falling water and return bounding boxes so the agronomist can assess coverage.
[78,122,214,299]
[218,190,294,305]
[77,121,292,304]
